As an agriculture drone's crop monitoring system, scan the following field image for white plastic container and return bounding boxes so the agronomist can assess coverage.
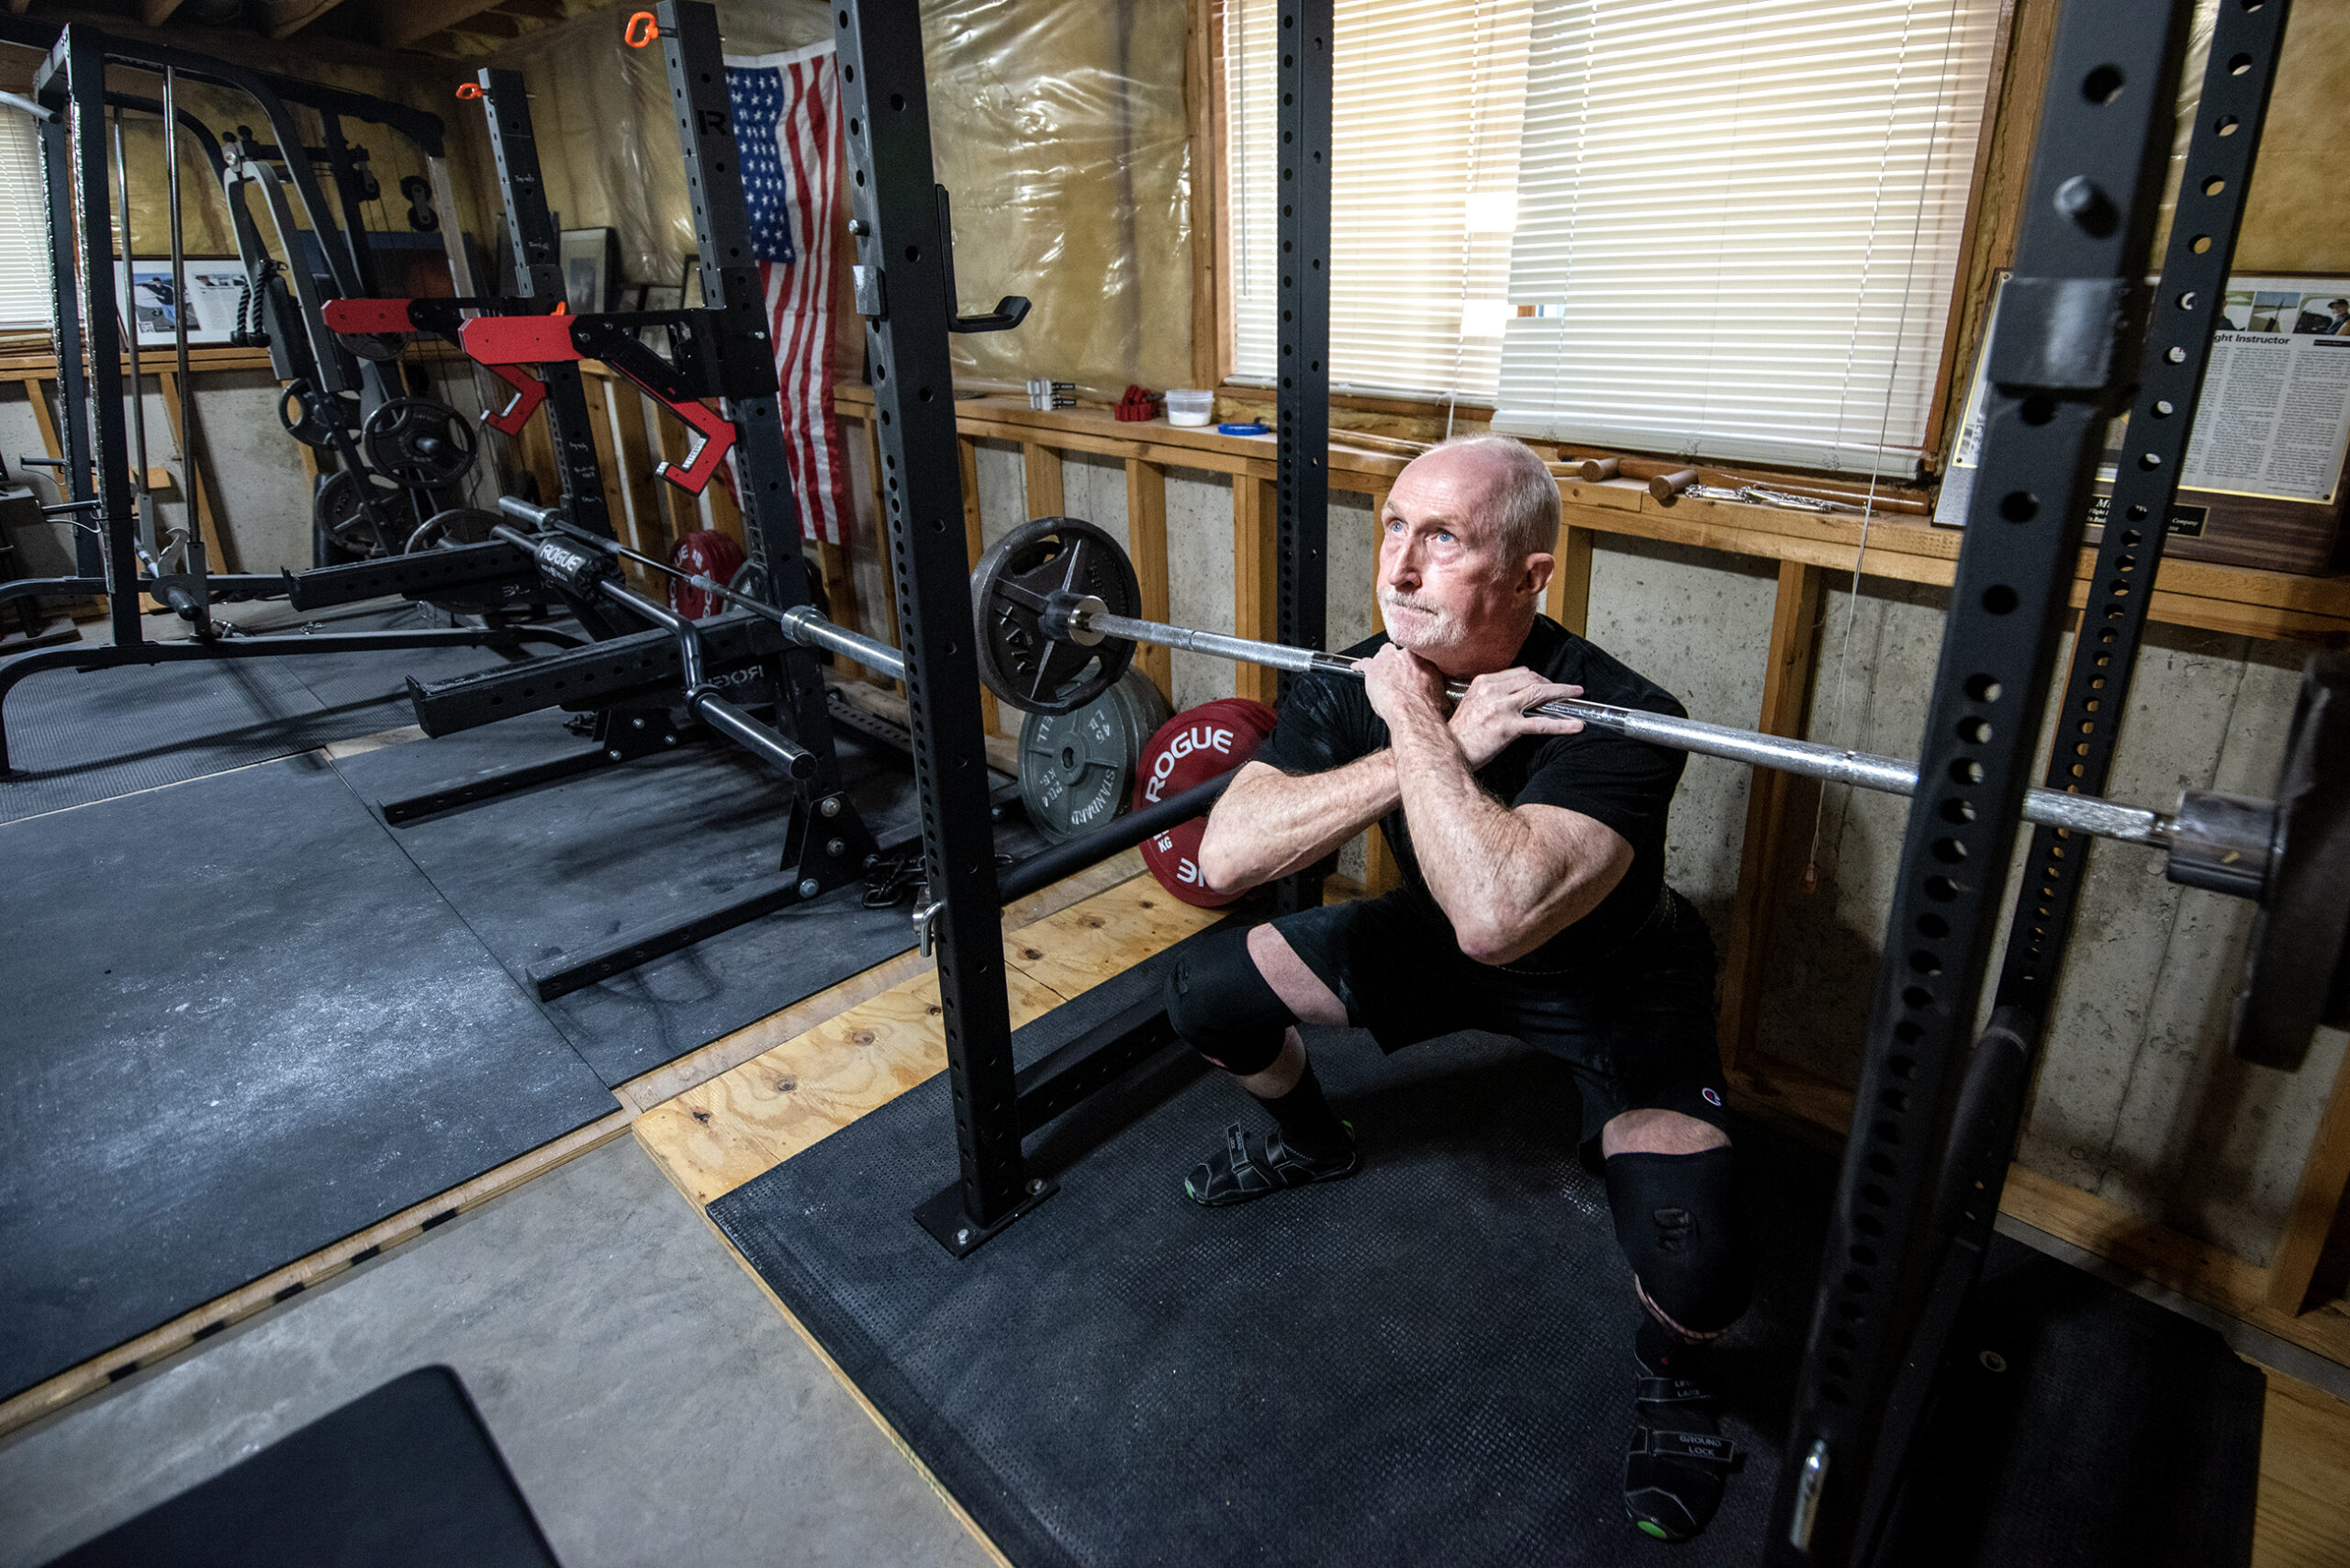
[1164,389,1214,426]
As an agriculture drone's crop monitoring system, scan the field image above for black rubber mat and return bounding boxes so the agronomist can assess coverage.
[332,716,1039,1087]
[42,1366,560,1567]
[708,934,2264,1568]
[0,756,617,1402]
[0,653,333,824]
[0,604,537,825]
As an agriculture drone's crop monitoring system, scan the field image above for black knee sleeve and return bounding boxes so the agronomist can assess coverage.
[1606,1147,1754,1336]
[1164,929,1295,1077]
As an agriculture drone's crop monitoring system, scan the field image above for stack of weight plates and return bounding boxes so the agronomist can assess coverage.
[1015,668,1172,844]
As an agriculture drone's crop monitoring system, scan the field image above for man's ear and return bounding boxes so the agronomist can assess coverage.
[1521,551,1555,602]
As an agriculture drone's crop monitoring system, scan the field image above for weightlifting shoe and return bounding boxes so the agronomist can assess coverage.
[1183,1122,1358,1206]
[1624,1329,1743,1542]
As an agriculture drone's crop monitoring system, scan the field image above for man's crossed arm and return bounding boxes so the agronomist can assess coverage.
[1195,647,1632,965]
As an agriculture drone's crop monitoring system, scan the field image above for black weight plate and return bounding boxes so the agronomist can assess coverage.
[971,515,1140,716]
[2232,651,2350,1070]
[363,397,478,489]
[1017,667,1171,843]
[343,330,407,363]
[315,469,408,560]
[406,507,502,554]
[277,383,351,450]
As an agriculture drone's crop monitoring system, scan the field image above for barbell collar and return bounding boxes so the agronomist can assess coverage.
[497,495,559,530]
[2159,790,2274,899]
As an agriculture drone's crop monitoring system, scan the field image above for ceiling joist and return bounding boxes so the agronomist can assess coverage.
[380,0,510,51]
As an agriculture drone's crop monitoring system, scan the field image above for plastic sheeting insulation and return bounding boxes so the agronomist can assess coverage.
[493,0,1192,394]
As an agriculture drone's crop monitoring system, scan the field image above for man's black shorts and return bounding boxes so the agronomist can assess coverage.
[1268,884,1729,1148]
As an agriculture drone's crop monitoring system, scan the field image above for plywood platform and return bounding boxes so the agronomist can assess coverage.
[636,870,1222,1208]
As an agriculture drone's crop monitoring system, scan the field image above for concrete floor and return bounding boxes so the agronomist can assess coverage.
[0,1137,994,1568]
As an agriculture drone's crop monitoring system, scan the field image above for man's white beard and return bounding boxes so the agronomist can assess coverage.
[1379,591,1463,654]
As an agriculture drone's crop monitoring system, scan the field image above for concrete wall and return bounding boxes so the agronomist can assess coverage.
[1750,571,2345,1269]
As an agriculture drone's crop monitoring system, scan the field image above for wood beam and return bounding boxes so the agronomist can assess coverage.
[447,10,525,39]
[156,368,236,575]
[1022,441,1063,518]
[860,413,901,691]
[959,436,1000,735]
[262,0,352,40]
[601,379,666,567]
[1545,522,1594,638]
[379,0,504,50]
[1232,474,1278,705]
[1123,457,1171,703]
[2267,1042,2350,1313]
[1717,561,1827,1077]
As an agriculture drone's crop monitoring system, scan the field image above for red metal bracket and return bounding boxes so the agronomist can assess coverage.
[460,314,737,496]
[319,297,416,335]
[461,314,580,366]
[482,364,548,436]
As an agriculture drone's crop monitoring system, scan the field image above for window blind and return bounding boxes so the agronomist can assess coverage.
[1492,0,2001,476]
[0,114,53,332]
[1227,0,1531,401]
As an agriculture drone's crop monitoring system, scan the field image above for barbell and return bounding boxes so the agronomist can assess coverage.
[491,503,2348,1068]
[961,518,2345,1070]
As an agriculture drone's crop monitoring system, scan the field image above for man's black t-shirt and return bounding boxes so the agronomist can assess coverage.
[1252,615,1687,968]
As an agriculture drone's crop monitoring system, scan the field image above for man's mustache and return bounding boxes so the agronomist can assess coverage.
[1379,593,1443,619]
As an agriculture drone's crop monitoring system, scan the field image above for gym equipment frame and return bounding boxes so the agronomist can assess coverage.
[372,28,907,1002]
[0,25,582,778]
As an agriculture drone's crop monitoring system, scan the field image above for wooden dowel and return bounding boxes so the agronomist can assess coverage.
[1648,467,1698,502]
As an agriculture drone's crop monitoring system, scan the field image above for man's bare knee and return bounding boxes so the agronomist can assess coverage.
[1601,1108,1730,1159]
[1247,924,1348,1025]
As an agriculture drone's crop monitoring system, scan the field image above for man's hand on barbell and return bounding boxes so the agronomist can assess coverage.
[1448,667,1587,769]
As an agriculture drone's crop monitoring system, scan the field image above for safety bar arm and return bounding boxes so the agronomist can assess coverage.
[492,504,812,781]
[323,297,554,434]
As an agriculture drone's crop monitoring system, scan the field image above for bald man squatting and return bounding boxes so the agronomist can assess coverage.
[1166,434,1758,1543]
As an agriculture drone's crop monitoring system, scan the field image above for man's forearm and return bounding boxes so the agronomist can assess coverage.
[1196,753,1403,893]
[1384,706,1533,947]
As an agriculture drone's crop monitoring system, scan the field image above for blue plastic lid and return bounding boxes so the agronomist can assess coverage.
[1217,421,1270,436]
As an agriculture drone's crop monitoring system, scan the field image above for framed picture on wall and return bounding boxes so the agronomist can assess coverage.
[557,227,620,314]
[114,258,242,346]
[640,284,684,353]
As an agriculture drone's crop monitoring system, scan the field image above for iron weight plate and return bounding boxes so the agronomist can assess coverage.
[2232,651,2350,1070]
[971,515,1141,716]
[1017,666,1172,843]
[363,397,479,489]
[314,469,407,560]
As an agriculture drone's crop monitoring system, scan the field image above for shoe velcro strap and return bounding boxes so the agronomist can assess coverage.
[1224,1124,1264,1187]
[1629,1428,1740,1467]
[1635,1377,1711,1406]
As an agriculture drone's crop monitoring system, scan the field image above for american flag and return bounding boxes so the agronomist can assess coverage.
[725,43,851,547]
